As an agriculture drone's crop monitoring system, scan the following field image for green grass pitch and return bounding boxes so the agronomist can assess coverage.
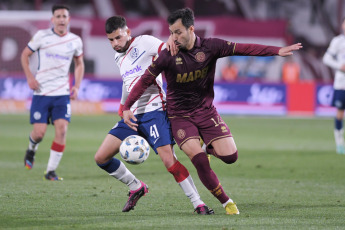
[0,114,344,229]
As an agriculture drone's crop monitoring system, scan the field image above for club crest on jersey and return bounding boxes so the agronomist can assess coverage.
[176,57,183,65]
[176,129,186,139]
[195,52,205,62]
[33,111,41,120]
[130,48,139,59]
[66,42,73,50]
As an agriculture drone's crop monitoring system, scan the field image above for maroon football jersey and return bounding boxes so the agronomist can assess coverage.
[123,36,280,115]
[147,36,279,116]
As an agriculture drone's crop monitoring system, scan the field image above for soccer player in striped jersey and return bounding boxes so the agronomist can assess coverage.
[94,16,212,214]
[323,18,345,155]
[122,8,302,215]
[21,5,84,181]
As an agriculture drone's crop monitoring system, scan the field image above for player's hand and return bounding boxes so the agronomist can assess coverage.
[70,86,79,100]
[166,34,179,56]
[118,104,124,118]
[27,77,40,91]
[279,43,303,57]
[123,110,138,131]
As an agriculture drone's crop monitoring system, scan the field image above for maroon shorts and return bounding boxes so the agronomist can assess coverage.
[169,107,232,148]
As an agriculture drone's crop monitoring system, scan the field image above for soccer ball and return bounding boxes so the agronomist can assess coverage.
[119,135,150,164]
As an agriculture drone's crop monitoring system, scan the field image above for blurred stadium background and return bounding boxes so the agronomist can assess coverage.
[0,0,342,116]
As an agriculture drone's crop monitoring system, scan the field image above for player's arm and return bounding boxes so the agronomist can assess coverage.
[70,55,85,100]
[21,46,39,91]
[323,39,345,71]
[233,43,302,56]
[122,70,157,131]
[118,82,128,118]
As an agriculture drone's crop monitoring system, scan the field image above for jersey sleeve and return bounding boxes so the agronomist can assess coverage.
[208,38,280,58]
[323,37,342,70]
[27,30,43,52]
[146,50,169,77]
[74,37,83,57]
[143,35,165,57]
[120,82,128,105]
[208,38,237,58]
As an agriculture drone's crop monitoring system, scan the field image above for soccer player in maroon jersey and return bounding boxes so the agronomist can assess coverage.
[122,8,302,215]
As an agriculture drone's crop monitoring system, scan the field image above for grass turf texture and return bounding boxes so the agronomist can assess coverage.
[0,114,344,230]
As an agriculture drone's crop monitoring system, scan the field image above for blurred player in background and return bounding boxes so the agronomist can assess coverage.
[94,16,213,214]
[21,5,85,180]
[123,8,302,215]
[323,18,345,155]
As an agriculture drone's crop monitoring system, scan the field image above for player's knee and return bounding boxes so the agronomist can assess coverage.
[218,150,238,164]
[94,152,106,165]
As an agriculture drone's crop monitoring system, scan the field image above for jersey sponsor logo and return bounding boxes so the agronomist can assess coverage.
[176,66,209,83]
[176,129,186,139]
[130,48,139,59]
[195,52,205,62]
[45,52,69,61]
[121,65,142,78]
[221,126,228,133]
[176,57,183,65]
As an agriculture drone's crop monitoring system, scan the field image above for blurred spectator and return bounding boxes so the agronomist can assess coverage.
[282,56,300,83]
[221,58,238,81]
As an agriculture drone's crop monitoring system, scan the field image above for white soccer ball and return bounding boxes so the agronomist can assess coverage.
[119,135,150,164]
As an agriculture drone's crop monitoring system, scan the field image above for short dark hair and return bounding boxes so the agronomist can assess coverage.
[105,16,127,34]
[52,5,70,14]
[167,8,194,29]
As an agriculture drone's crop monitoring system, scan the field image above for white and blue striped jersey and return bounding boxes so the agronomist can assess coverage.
[28,28,83,96]
[115,35,166,115]
[323,34,345,90]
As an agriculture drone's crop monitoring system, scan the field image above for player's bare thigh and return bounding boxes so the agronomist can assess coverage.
[94,134,122,164]
[156,144,177,169]
[180,138,204,160]
[211,136,237,156]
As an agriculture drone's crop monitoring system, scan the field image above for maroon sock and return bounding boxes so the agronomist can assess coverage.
[191,152,229,204]
[218,151,238,164]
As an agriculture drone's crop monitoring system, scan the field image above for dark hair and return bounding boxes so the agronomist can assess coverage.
[52,5,70,14]
[167,8,194,29]
[105,16,127,34]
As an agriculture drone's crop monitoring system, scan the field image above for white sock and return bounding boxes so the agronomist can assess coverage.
[334,129,344,146]
[222,198,234,208]
[29,135,40,152]
[109,161,141,191]
[179,175,204,209]
[46,150,63,172]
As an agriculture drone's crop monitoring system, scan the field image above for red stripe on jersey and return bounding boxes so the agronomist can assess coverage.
[40,37,79,50]
[42,81,69,96]
[128,76,140,91]
[120,37,136,67]
[152,42,165,62]
[120,47,133,67]
[158,42,164,53]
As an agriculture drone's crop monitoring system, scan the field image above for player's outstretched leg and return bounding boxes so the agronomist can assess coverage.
[167,160,214,215]
[192,152,239,215]
[122,181,149,212]
[97,157,149,212]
